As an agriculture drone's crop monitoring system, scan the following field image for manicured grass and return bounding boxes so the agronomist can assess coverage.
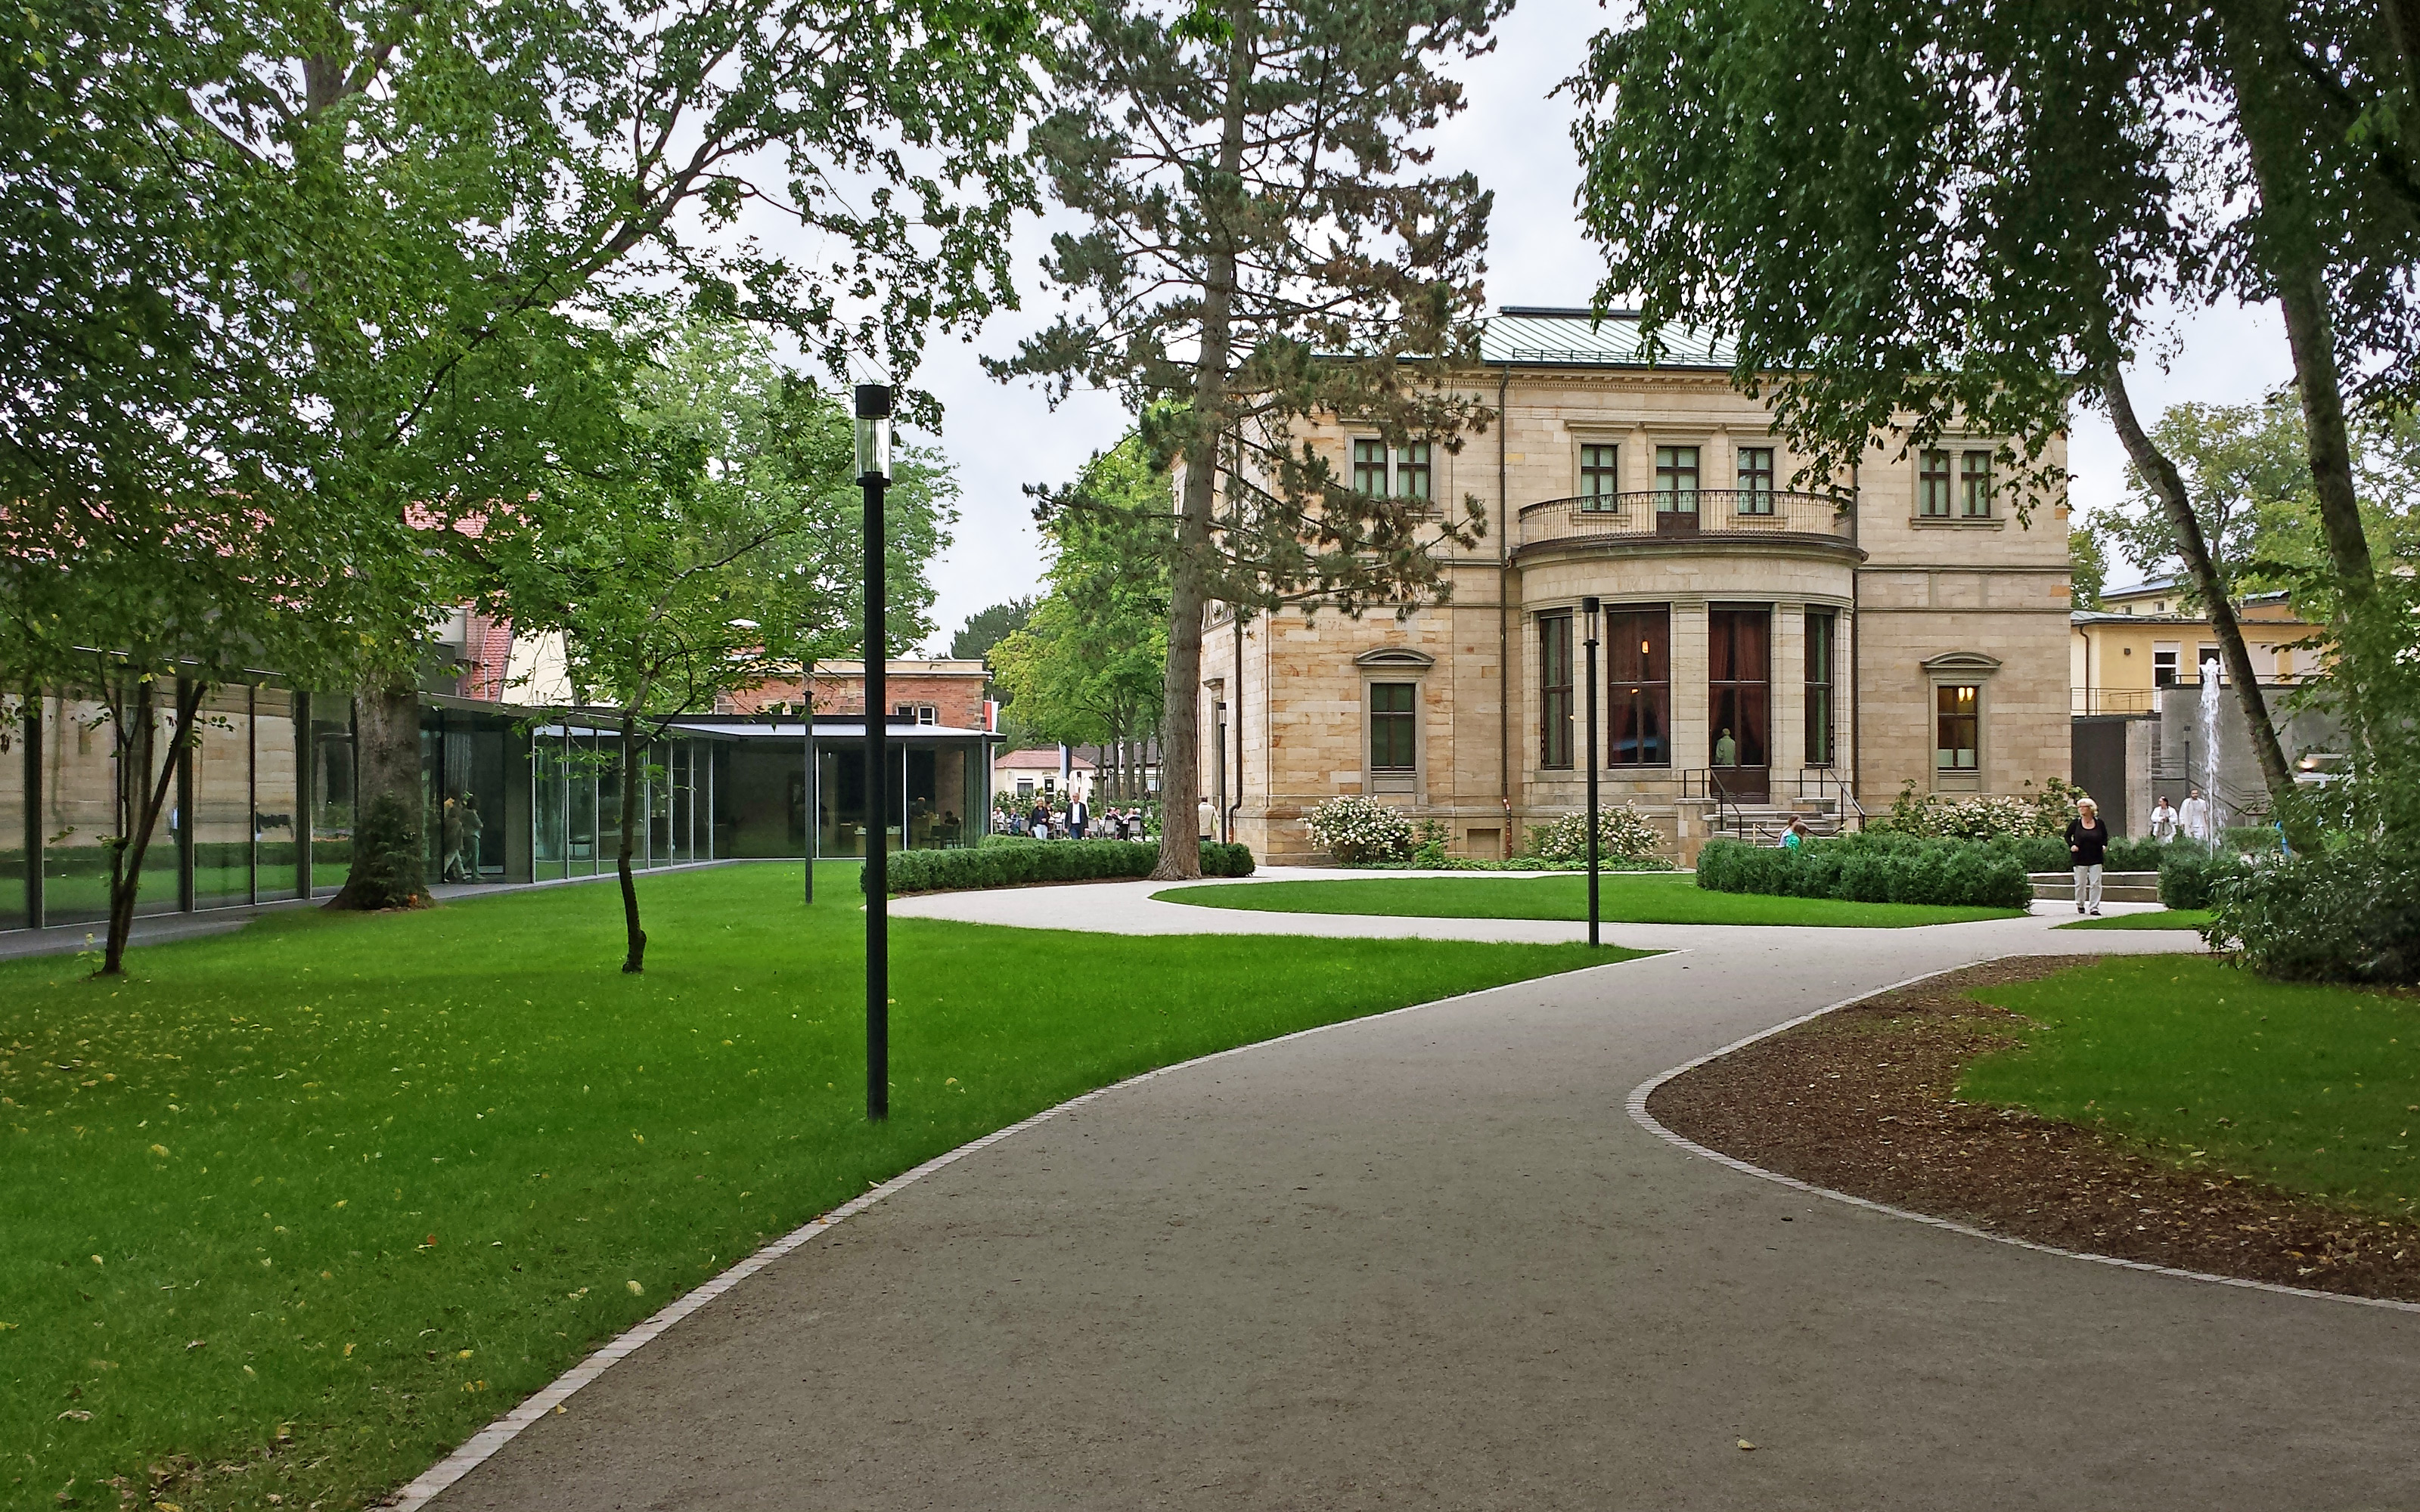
[1153,872,2025,928]
[2053,909,2213,931]
[1965,956,2420,1215]
[0,864,1620,1510]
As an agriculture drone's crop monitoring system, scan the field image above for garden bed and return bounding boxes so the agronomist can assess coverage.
[1647,957,2420,1303]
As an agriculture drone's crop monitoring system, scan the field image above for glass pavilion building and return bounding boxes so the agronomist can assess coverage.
[1,689,997,934]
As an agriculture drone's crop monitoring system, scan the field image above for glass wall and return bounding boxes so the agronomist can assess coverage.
[535,733,569,877]
[1,696,25,931]
[255,689,302,900]
[42,694,120,925]
[309,696,355,897]
[191,686,254,907]
[425,711,508,884]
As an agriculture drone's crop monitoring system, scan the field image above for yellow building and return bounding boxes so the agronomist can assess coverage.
[2070,580,2320,714]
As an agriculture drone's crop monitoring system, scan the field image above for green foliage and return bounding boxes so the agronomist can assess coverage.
[2204,836,2420,984]
[951,599,1035,662]
[1411,818,1451,869]
[2070,524,2109,609]
[340,795,437,912]
[1696,836,2034,909]
[1870,777,2088,841]
[2158,846,2251,911]
[880,839,1255,894]
[1158,874,2012,927]
[988,436,1171,768]
[0,863,1580,1510]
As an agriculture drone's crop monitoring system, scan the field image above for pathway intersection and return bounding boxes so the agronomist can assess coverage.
[427,875,2419,1510]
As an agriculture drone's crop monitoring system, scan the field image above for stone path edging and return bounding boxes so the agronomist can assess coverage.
[1624,962,2420,1317]
[387,951,1661,1510]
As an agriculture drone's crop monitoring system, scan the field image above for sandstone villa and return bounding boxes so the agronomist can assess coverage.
[1196,308,2074,863]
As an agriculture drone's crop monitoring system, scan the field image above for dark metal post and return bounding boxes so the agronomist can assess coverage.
[857,383,892,1122]
[813,692,823,900]
[1582,596,1601,949]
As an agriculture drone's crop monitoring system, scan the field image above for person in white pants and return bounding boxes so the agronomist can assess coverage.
[2180,787,2213,843]
[2066,797,2111,915]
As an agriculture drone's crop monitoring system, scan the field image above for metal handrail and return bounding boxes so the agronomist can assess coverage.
[1516,490,1854,551]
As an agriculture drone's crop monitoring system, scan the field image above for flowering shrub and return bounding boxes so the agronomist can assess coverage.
[1532,804,1665,863]
[1306,795,1415,863]
[1876,776,2087,841]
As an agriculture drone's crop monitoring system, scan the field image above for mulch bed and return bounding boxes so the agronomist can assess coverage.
[1647,956,2420,1304]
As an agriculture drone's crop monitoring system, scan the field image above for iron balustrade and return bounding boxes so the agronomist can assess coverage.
[1517,490,1851,552]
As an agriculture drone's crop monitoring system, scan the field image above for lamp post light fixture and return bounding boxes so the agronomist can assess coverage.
[857,383,892,1122]
[1581,595,1602,949]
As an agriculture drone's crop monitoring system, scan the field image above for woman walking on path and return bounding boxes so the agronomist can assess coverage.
[2066,798,2111,916]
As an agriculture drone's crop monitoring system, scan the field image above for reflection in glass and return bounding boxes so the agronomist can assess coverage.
[253,689,302,900]
[191,686,253,906]
[310,698,354,895]
[0,696,24,930]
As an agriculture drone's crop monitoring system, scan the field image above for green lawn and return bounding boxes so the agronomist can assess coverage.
[2054,909,2213,931]
[1965,956,2420,1214]
[0,864,1621,1511]
[1153,873,2025,928]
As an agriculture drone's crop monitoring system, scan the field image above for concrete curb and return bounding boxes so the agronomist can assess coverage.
[1624,962,2420,1317]
[386,950,1661,1509]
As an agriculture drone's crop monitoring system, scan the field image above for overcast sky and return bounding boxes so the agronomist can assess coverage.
[899,2,2295,651]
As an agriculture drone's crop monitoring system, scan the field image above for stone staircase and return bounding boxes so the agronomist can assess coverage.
[2030,870,2161,904]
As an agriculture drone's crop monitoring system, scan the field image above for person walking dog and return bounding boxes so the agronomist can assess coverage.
[2067,797,2111,916]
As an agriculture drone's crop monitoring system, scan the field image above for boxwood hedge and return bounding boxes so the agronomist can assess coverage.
[1696,835,2031,909]
[874,838,1255,895]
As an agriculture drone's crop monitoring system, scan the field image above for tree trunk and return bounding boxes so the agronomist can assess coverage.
[2100,360,2306,835]
[328,678,433,910]
[101,677,205,974]
[617,711,647,973]
[1152,0,1252,883]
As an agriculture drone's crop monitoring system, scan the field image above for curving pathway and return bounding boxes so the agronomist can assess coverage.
[425,878,2420,1510]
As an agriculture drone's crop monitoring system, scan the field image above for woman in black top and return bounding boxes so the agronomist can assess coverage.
[2065,798,2111,915]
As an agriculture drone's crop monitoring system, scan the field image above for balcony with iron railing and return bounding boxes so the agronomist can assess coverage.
[1516,489,1854,555]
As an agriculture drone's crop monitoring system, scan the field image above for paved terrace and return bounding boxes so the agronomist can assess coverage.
[416,875,2418,1510]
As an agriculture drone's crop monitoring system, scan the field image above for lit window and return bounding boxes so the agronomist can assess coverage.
[1935,684,1978,770]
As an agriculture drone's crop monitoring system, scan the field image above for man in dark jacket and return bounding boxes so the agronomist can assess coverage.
[2066,797,2110,916]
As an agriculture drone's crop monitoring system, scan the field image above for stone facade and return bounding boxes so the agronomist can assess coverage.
[1196,310,2074,863]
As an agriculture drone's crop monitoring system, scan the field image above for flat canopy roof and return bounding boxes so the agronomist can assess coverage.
[668,720,1000,742]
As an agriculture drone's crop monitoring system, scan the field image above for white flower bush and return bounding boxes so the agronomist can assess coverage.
[1534,804,1665,863]
[1306,795,1414,863]
[1879,776,2085,841]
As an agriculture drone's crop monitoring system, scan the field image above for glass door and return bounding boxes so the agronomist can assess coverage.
[1708,607,1771,800]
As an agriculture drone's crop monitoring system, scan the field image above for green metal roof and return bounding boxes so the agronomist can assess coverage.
[1480,307,1736,370]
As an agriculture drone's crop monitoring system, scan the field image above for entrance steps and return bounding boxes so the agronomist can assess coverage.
[2030,870,2161,904]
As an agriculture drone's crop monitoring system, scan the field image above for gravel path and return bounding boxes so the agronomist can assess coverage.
[424,879,2420,1510]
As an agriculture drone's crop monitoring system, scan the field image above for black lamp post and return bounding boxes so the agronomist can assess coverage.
[1582,595,1601,949]
[857,382,892,1122]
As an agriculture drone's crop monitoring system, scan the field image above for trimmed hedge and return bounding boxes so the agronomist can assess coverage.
[2206,834,2420,983]
[876,838,1255,895]
[2158,845,2250,909]
[1696,835,2032,909]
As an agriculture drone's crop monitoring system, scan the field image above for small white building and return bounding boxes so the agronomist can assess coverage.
[994,748,1097,805]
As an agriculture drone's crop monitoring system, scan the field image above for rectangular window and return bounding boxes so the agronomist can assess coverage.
[1395,441,1431,503]
[1579,444,1621,509]
[1960,450,1993,516]
[1352,438,1388,497]
[1606,606,1671,766]
[1919,449,1952,516]
[1539,615,1574,770]
[2153,643,2179,687]
[1369,683,1417,772]
[1805,612,1835,767]
[1654,446,1700,510]
[1736,447,1776,513]
[1935,684,1979,770]
[1708,608,1772,775]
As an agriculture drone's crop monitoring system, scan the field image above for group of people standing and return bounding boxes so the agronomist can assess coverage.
[2147,789,2217,844]
[1011,795,1153,843]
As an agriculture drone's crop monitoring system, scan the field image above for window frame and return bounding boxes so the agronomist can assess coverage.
[1804,610,1836,767]
[1578,443,1621,510]
[1538,612,1574,770]
[1934,683,1981,776]
[1959,449,1993,518]
[1367,680,1419,777]
[1605,605,1673,768]
[1736,446,1776,515]
[1654,445,1701,511]
[1349,437,1435,507]
[1918,449,1953,516]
